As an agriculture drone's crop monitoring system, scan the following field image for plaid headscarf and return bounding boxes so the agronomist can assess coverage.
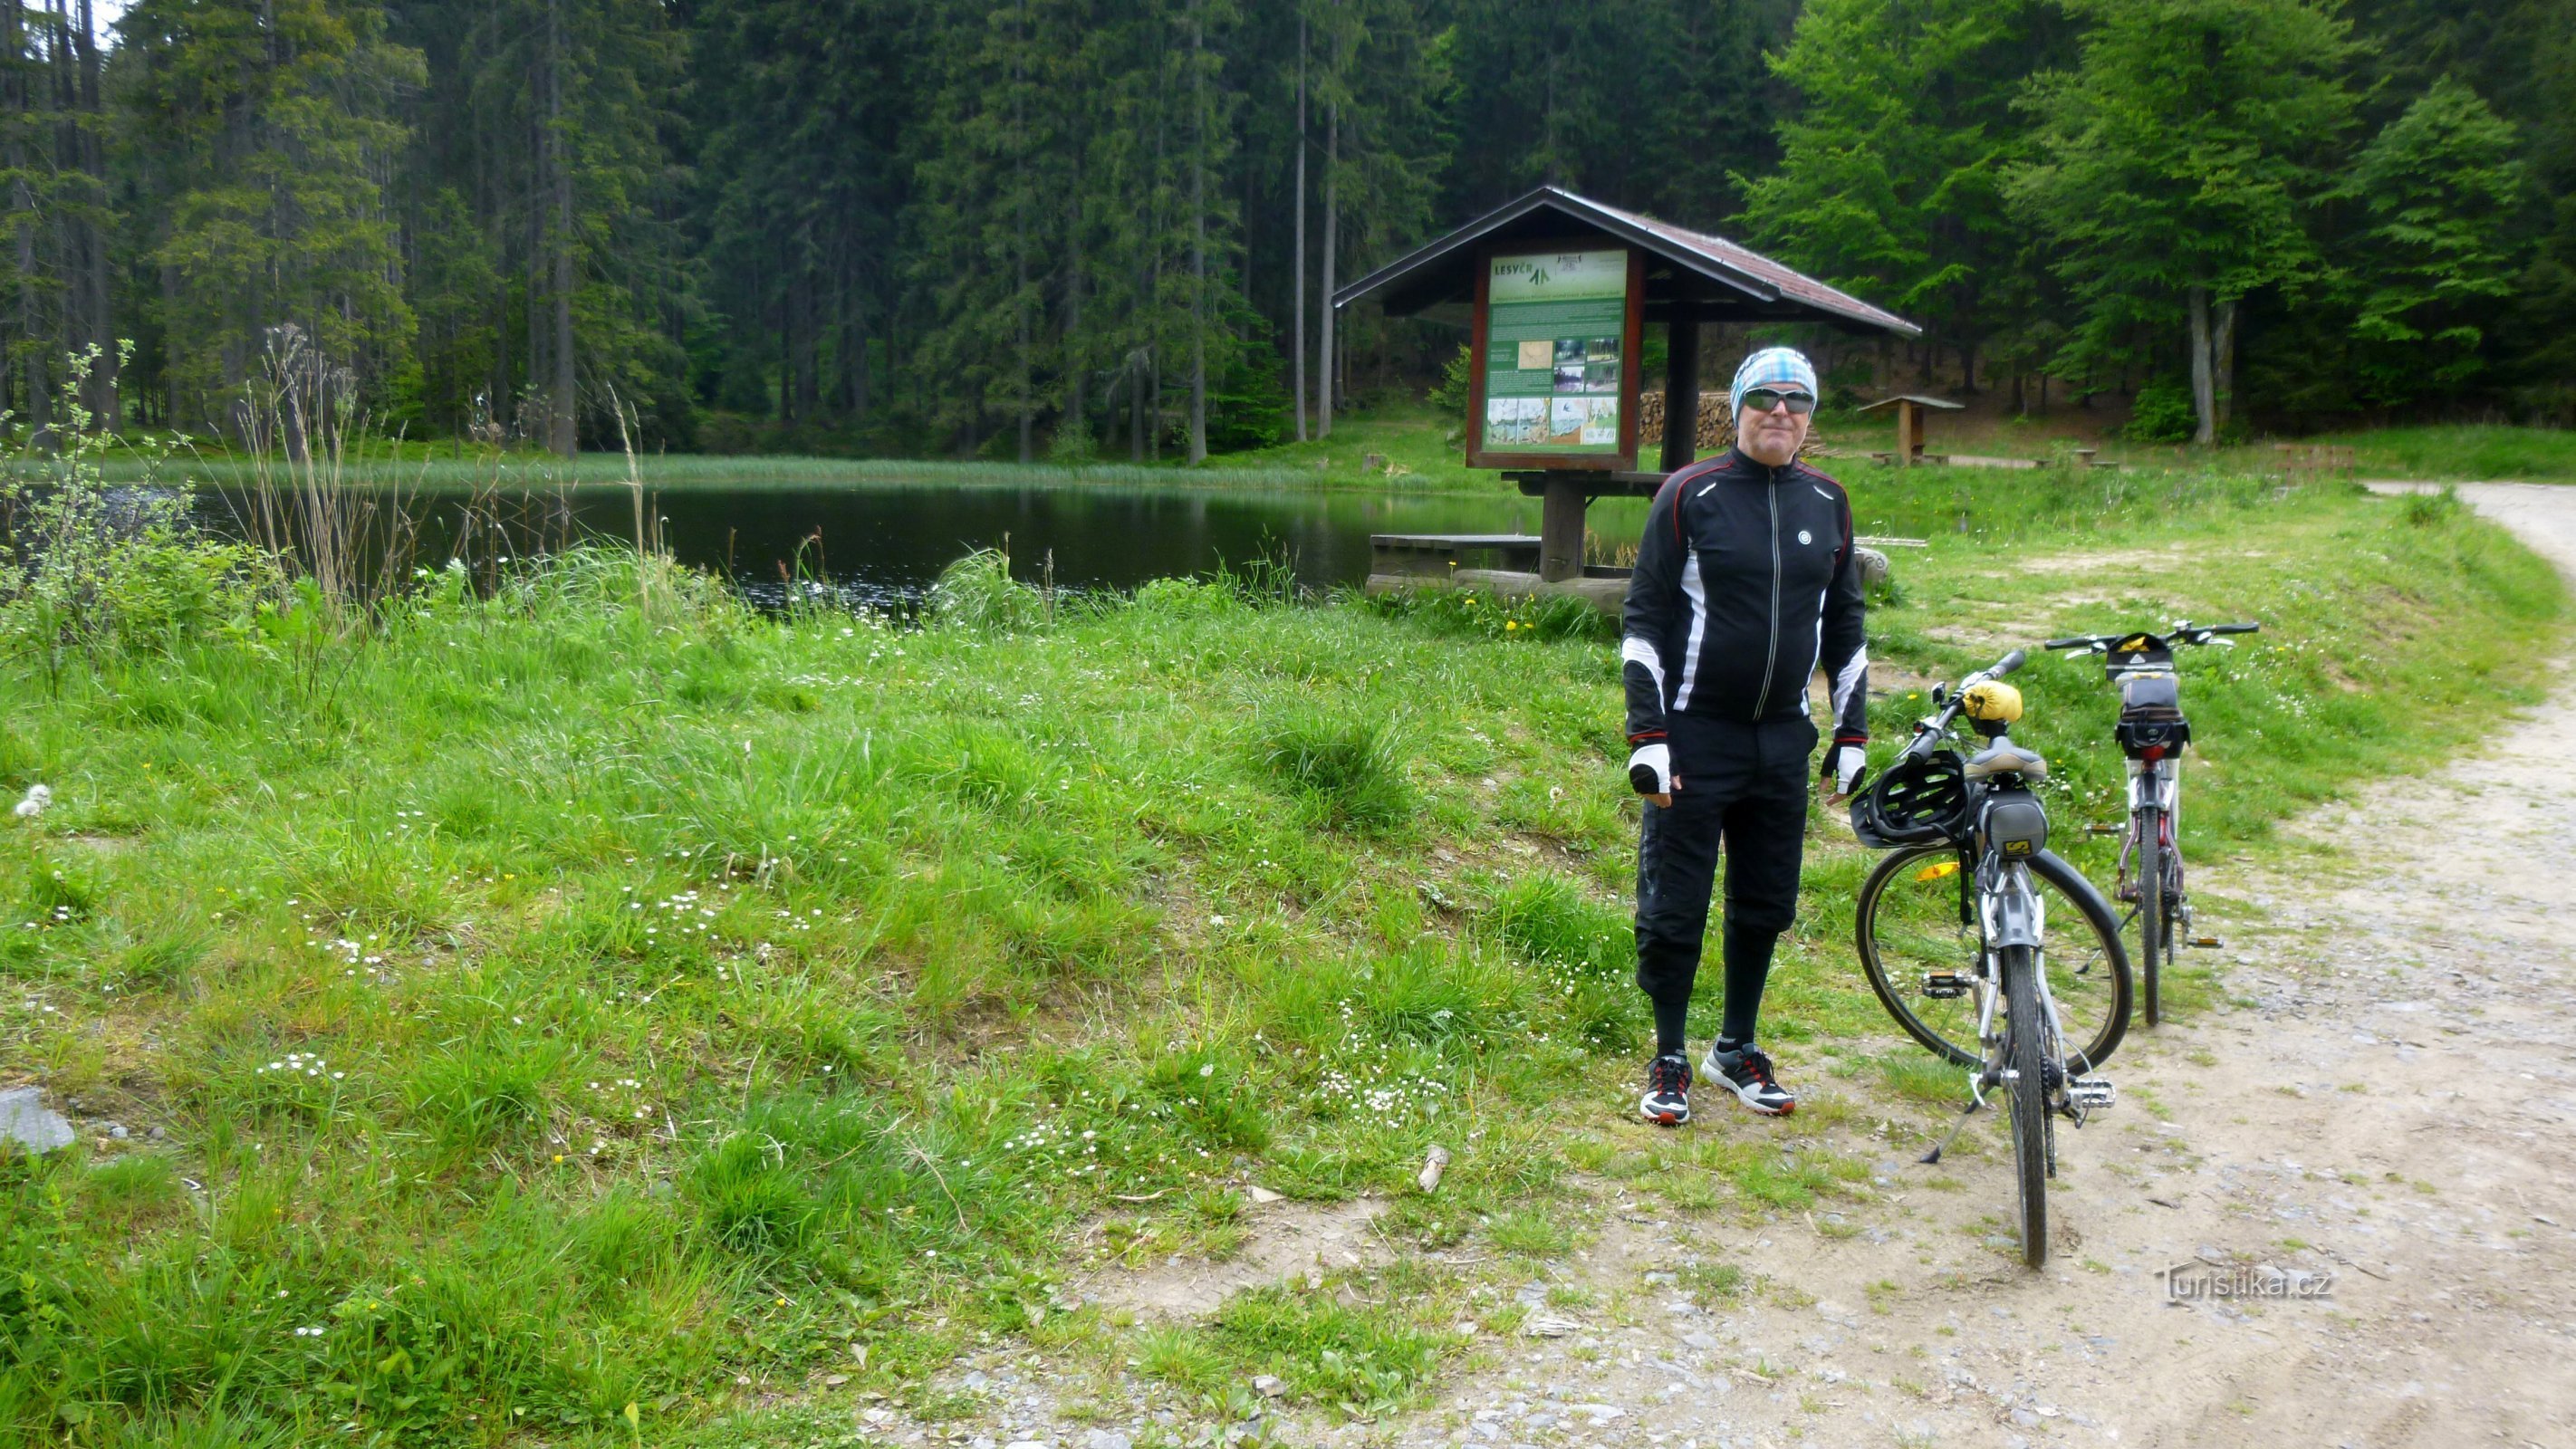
[1729,346,1819,415]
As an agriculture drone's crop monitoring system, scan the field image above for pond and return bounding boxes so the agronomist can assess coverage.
[187,478,1656,610]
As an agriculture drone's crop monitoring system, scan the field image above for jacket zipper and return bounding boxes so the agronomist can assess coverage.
[1752,466,1783,719]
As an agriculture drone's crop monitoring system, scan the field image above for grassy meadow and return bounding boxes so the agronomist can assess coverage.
[0,465,2564,1446]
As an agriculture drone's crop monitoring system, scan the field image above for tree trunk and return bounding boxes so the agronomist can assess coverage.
[2212,297,2238,437]
[73,0,112,427]
[2187,284,2215,446]
[1013,15,1033,465]
[1292,14,1307,442]
[1186,9,1207,465]
[545,0,577,457]
[1064,155,1085,451]
[1318,102,1336,440]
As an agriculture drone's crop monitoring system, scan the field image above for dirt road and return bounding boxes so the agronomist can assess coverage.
[874,485,2576,1449]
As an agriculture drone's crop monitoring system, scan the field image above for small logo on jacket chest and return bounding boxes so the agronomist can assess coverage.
[1797,529,1813,545]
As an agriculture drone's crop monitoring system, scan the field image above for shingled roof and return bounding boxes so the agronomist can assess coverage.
[1332,185,1920,338]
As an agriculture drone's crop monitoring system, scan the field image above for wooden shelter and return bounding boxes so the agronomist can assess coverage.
[1332,187,1919,609]
[1855,393,1963,467]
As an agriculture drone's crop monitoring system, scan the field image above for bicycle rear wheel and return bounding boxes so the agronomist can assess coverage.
[2138,807,2167,1026]
[1856,843,2132,1070]
[2004,945,2050,1269]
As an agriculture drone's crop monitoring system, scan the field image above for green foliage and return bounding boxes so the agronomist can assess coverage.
[116,0,421,428]
[1737,0,2053,369]
[2009,0,2360,437]
[0,347,268,690]
[2123,379,2199,443]
[2348,77,2530,409]
[1364,588,1618,643]
[1427,342,1473,415]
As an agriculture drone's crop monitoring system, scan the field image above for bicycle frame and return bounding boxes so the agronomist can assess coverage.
[2119,741,2184,908]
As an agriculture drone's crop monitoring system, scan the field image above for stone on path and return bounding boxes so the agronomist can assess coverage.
[0,1088,73,1154]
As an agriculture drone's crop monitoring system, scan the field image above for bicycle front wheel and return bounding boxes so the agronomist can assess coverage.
[2004,945,2051,1270]
[1856,843,2133,1071]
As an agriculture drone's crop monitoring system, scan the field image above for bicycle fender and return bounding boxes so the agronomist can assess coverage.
[1981,873,2046,949]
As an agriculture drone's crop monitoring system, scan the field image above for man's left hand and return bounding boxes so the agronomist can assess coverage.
[1821,744,1866,799]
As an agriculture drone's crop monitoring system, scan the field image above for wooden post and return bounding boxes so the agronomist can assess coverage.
[1540,477,1586,582]
[1896,398,1919,467]
[1660,302,1700,473]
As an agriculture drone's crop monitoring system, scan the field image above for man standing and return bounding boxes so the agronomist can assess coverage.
[1621,346,1869,1125]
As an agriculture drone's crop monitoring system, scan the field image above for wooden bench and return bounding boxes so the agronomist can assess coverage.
[1368,533,1544,580]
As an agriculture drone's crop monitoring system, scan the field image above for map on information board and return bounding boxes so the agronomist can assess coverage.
[1480,249,1628,456]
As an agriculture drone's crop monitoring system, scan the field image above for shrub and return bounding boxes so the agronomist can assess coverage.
[2123,379,2197,443]
[2399,485,2463,526]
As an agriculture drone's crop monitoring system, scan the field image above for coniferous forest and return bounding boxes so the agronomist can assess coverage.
[14,0,2576,457]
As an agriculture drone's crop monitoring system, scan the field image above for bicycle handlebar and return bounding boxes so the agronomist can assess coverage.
[1899,648,2028,761]
[2043,621,2260,651]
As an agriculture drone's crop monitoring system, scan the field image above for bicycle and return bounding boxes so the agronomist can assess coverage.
[2043,620,2260,1026]
[1849,648,2130,1269]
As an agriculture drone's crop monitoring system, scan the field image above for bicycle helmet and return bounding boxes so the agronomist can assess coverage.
[1850,750,1970,848]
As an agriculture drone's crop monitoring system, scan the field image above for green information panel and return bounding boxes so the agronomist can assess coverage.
[1480,249,1629,457]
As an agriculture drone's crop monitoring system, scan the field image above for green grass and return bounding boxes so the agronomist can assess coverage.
[96,406,1505,496]
[2297,424,2576,482]
[0,468,2563,1444]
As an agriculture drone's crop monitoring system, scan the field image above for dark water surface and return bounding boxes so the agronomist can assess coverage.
[191,480,1654,609]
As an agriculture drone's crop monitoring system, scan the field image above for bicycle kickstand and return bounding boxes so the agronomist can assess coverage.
[1918,1076,1990,1166]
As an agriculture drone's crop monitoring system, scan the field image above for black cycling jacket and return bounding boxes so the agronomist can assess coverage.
[1620,448,1870,751]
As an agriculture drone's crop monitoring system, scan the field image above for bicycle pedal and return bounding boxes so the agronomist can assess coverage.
[2084,823,2122,836]
[1920,972,1972,999]
[2190,936,2224,949]
[2067,1077,2116,1110]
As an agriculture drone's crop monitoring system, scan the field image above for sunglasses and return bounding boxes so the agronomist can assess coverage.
[1741,388,1817,415]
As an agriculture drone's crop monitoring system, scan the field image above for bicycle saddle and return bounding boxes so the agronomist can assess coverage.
[1965,738,2048,781]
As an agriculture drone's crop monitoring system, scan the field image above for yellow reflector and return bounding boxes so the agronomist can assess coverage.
[1913,861,1962,882]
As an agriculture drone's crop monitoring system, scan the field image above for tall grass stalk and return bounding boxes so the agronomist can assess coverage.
[230,325,422,622]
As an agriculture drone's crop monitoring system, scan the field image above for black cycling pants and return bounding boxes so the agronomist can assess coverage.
[1633,715,1815,1016]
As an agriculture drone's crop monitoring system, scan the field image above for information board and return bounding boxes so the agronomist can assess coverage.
[1466,246,1641,470]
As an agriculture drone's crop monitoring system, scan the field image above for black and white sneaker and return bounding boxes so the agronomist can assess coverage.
[1702,1043,1796,1116]
[1639,1053,1692,1126]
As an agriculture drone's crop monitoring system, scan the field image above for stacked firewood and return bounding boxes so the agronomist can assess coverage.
[1637,391,1826,460]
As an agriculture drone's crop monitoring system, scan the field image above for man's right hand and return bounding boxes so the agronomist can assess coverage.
[1629,742,1676,807]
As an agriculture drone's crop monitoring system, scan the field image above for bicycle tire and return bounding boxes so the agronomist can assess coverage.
[2138,807,2165,1027]
[2004,945,2050,1269]
[1856,843,2133,1071]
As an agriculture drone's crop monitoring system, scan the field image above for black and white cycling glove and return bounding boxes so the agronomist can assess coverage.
[1629,741,1674,797]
